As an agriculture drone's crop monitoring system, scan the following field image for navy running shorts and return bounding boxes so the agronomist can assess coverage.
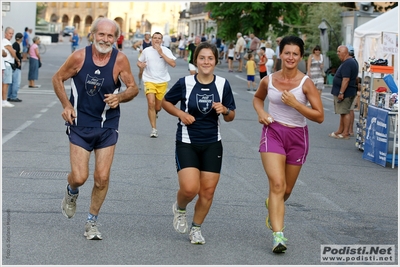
[66,126,118,151]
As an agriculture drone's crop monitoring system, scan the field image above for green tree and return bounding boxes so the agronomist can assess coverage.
[36,2,47,25]
[205,2,306,42]
[302,2,344,52]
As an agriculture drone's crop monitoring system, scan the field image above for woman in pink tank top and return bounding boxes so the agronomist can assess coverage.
[253,36,324,254]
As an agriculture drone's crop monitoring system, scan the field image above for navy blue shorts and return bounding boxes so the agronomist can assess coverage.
[247,75,255,82]
[66,126,118,151]
[175,140,223,173]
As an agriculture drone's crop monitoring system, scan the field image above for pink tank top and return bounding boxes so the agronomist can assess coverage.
[267,74,309,127]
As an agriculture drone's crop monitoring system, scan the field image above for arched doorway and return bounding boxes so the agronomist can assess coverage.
[85,16,93,35]
[62,14,69,28]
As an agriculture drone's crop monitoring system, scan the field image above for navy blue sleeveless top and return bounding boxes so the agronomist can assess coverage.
[69,46,121,129]
[142,40,152,50]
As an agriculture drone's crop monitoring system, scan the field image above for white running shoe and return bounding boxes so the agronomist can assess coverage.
[189,226,205,244]
[84,220,102,240]
[172,202,188,233]
[150,128,158,138]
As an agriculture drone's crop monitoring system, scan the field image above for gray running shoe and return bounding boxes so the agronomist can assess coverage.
[172,202,188,233]
[84,220,102,240]
[150,128,158,138]
[189,226,205,244]
[61,185,79,219]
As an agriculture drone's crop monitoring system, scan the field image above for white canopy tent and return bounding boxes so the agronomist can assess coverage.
[353,7,398,83]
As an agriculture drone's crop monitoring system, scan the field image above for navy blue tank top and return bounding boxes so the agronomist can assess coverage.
[69,46,121,129]
[142,40,152,50]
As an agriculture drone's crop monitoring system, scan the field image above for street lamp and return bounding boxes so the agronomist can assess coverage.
[318,18,340,49]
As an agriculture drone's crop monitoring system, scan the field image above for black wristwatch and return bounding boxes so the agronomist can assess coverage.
[223,108,230,116]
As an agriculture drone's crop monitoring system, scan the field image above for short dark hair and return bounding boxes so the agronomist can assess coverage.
[260,47,266,51]
[15,32,23,40]
[152,32,163,38]
[279,36,305,57]
[193,42,219,66]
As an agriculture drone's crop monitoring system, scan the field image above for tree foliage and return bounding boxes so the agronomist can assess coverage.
[302,2,344,52]
[205,2,306,42]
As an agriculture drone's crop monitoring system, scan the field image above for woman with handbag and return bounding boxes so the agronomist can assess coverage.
[28,36,41,88]
[307,45,325,96]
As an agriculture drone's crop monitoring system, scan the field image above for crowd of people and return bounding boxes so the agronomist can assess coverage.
[2,26,41,107]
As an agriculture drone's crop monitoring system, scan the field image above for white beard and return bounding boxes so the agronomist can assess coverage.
[93,39,113,54]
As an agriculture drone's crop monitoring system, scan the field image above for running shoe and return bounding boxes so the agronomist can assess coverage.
[189,226,205,244]
[84,220,102,240]
[272,231,287,253]
[172,202,188,234]
[150,128,158,138]
[61,185,79,219]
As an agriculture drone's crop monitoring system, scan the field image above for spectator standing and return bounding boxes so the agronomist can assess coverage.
[245,53,257,91]
[184,35,201,75]
[2,26,20,108]
[201,33,207,42]
[249,33,261,57]
[253,36,324,253]
[258,47,267,80]
[8,32,23,102]
[162,42,236,245]
[162,33,172,50]
[70,29,80,53]
[264,41,275,75]
[22,27,30,61]
[219,39,225,60]
[307,45,325,96]
[52,17,139,240]
[178,36,186,58]
[187,33,194,43]
[227,42,235,72]
[273,37,282,72]
[234,32,246,72]
[328,45,358,140]
[137,32,177,138]
[28,36,41,88]
[116,32,124,51]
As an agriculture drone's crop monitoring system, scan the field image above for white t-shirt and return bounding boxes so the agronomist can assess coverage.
[2,38,14,63]
[138,46,177,83]
[235,37,246,53]
[265,48,275,60]
[163,35,172,47]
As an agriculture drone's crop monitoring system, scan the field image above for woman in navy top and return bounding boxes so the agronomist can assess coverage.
[162,42,236,244]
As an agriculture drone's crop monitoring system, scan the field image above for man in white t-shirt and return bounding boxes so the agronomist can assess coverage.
[234,32,246,72]
[162,33,172,50]
[137,32,176,138]
[2,27,20,108]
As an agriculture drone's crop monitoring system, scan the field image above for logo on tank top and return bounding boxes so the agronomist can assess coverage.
[85,74,104,96]
[196,94,214,114]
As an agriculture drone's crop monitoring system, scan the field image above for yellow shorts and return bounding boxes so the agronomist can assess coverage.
[144,82,168,100]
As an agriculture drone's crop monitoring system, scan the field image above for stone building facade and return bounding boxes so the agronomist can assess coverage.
[43,2,182,38]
